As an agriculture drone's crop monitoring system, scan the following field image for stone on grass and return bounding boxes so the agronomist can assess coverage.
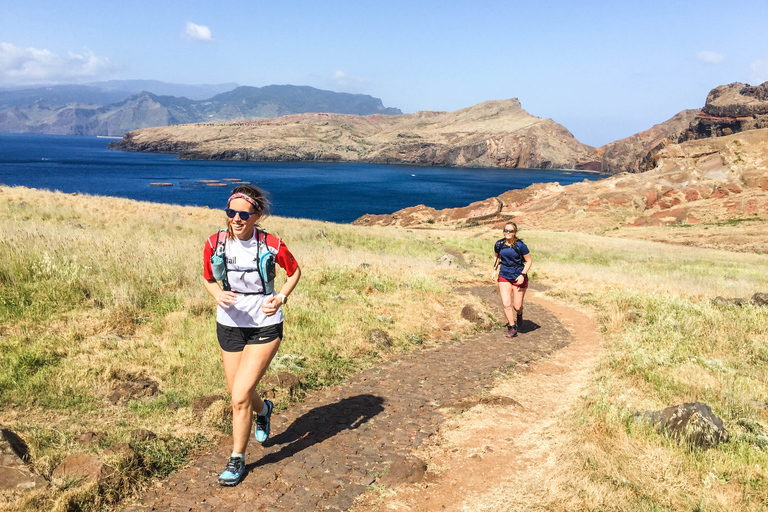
[635,402,728,449]
[51,453,110,485]
[108,379,159,405]
[752,292,768,306]
[75,431,103,446]
[261,372,302,393]
[370,329,392,348]
[379,455,427,487]
[190,395,224,413]
[0,427,47,491]
[711,296,745,306]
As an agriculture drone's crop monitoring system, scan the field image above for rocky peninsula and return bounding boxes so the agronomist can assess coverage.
[109,98,599,170]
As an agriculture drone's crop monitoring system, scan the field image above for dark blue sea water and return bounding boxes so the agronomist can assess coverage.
[0,133,604,223]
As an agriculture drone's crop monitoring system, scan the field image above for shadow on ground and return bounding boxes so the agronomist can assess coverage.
[251,394,385,471]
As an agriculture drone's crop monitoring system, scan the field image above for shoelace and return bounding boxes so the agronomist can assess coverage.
[225,457,242,474]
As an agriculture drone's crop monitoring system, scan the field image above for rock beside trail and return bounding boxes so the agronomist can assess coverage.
[51,453,109,485]
[379,455,428,487]
[635,402,728,449]
[0,427,47,491]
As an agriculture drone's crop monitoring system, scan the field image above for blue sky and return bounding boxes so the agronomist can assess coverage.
[1,0,767,146]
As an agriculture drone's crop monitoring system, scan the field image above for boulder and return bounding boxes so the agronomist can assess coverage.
[635,402,728,449]
[51,453,109,485]
[752,293,768,307]
[0,427,47,491]
[261,372,302,394]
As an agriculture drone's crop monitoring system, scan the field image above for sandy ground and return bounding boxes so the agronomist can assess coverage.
[351,290,602,512]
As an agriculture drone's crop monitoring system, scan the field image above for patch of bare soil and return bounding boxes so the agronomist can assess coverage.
[351,291,602,512]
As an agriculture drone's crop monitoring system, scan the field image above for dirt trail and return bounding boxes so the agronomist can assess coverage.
[351,290,602,512]
[122,285,599,512]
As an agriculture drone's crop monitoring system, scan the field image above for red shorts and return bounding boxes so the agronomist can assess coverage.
[499,275,528,289]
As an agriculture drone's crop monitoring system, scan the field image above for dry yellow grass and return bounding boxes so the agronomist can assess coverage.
[0,185,487,511]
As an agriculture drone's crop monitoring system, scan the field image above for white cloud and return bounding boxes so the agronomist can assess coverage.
[184,22,214,42]
[751,58,768,84]
[331,70,369,90]
[696,51,725,64]
[0,42,114,85]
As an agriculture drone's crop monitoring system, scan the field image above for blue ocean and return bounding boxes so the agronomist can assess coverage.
[0,133,604,223]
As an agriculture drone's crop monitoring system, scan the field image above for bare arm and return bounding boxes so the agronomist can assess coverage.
[515,253,533,284]
[204,278,238,309]
[262,265,302,316]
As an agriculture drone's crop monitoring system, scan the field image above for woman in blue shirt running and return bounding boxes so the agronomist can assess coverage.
[492,222,532,337]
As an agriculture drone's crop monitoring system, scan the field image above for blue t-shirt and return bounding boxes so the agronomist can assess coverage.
[494,239,529,280]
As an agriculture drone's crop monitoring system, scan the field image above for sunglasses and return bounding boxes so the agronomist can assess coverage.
[504,229,516,233]
[225,208,254,221]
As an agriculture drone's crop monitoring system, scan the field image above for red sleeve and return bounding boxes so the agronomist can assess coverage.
[203,233,218,280]
[266,233,299,277]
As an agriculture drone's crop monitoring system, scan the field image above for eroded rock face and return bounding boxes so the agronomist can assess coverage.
[353,128,768,230]
[598,82,768,174]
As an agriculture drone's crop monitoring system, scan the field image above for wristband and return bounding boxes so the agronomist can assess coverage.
[277,293,288,305]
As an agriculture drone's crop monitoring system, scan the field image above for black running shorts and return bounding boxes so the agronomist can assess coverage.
[217,322,283,353]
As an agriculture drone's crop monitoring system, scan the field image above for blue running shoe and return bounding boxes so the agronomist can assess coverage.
[218,456,245,486]
[254,400,273,443]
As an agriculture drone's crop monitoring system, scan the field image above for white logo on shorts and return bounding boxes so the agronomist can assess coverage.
[258,336,270,341]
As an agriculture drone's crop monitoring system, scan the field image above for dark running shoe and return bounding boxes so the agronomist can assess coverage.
[218,456,245,486]
[254,400,273,443]
[506,324,517,338]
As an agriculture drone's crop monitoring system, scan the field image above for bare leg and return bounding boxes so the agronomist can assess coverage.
[220,338,281,454]
[512,284,527,321]
[498,280,516,326]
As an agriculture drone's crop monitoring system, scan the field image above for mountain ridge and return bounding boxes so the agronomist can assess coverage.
[0,84,402,136]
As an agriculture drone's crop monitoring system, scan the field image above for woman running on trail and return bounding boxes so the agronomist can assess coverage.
[492,222,532,338]
[203,184,301,486]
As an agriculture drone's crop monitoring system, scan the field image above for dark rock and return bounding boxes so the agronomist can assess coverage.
[379,455,427,486]
[461,304,492,330]
[75,431,103,446]
[51,453,109,485]
[711,296,746,306]
[478,396,524,408]
[461,305,481,324]
[635,402,728,449]
[0,427,47,491]
[261,372,302,393]
[370,330,392,348]
[751,293,768,306]
[108,379,159,405]
[190,395,224,413]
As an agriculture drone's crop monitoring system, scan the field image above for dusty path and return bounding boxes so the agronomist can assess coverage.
[123,285,595,512]
[351,290,602,512]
